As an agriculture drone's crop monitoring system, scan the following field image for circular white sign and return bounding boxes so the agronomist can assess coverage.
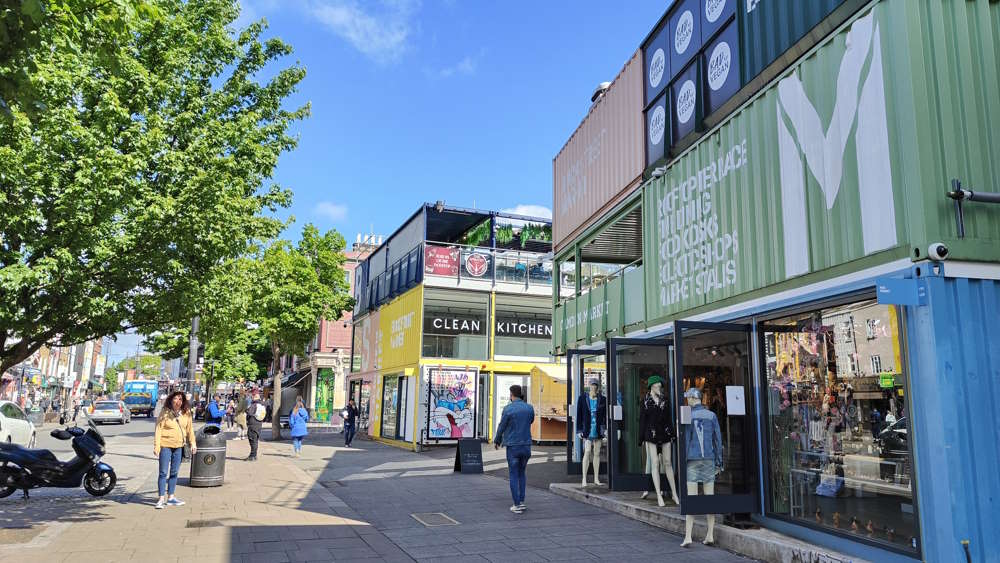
[676,80,696,124]
[648,105,666,146]
[707,41,732,91]
[674,10,694,55]
[705,0,726,24]
[648,48,666,90]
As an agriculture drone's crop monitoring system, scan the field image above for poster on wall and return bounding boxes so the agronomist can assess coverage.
[494,375,525,431]
[424,245,459,276]
[428,367,478,439]
[461,249,493,278]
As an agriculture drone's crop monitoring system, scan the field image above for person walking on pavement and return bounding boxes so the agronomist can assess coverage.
[226,398,236,430]
[234,393,248,440]
[493,384,535,514]
[245,389,265,461]
[72,399,80,422]
[342,399,359,447]
[289,396,309,458]
[153,391,196,509]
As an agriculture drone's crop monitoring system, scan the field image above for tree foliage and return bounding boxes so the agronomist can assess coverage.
[257,224,353,439]
[0,0,307,374]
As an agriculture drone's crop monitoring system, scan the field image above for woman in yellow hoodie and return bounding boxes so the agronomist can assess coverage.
[153,392,197,509]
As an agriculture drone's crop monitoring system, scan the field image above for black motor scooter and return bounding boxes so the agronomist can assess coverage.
[0,418,117,499]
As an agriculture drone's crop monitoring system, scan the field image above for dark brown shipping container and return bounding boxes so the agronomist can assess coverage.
[552,51,643,252]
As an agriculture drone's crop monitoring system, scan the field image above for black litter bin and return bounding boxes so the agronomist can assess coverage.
[189,425,226,487]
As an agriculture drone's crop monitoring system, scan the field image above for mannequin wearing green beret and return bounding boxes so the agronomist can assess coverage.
[638,375,679,507]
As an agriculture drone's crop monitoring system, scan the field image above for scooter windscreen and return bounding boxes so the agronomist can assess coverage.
[86,419,106,446]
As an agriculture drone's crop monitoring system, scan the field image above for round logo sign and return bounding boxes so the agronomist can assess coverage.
[648,48,665,90]
[707,41,732,91]
[204,454,216,465]
[674,10,694,55]
[705,0,727,23]
[676,80,696,124]
[648,105,666,146]
[466,253,489,277]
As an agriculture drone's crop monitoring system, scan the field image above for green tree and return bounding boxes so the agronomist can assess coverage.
[256,225,353,440]
[106,353,162,386]
[0,0,307,375]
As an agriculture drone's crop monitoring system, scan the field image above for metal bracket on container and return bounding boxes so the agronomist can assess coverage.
[947,179,1000,238]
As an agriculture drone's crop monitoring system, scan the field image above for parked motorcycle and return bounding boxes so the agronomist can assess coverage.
[0,419,117,499]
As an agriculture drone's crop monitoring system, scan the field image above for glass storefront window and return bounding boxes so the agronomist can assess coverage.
[763,300,917,554]
[351,325,361,373]
[570,354,607,464]
[359,381,371,432]
[422,289,489,360]
[494,294,553,359]
[381,375,399,439]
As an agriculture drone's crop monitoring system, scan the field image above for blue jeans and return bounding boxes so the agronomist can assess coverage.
[505,445,531,505]
[344,423,356,445]
[158,447,182,497]
[292,436,303,452]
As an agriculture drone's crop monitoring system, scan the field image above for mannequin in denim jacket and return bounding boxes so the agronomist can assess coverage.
[681,387,722,547]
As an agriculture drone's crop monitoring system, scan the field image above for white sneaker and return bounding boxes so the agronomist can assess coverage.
[509,504,524,514]
[517,503,526,511]
[155,499,165,509]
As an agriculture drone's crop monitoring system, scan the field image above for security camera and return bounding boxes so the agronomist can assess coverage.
[927,243,949,261]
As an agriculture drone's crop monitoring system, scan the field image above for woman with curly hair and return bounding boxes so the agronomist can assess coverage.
[153,391,196,509]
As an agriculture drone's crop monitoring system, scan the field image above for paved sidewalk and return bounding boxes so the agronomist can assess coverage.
[1,431,757,562]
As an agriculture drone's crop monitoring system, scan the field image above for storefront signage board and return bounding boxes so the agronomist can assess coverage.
[643,8,904,322]
[357,287,422,374]
[428,367,478,439]
[876,277,927,306]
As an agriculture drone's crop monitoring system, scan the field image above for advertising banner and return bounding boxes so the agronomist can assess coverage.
[671,61,699,143]
[644,21,670,106]
[424,245,459,276]
[703,21,740,116]
[644,8,901,321]
[668,0,701,80]
[646,92,669,167]
[427,367,478,439]
[377,287,423,371]
[461,249,493,279]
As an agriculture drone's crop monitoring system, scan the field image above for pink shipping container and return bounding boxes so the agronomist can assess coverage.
[552,50,644,252]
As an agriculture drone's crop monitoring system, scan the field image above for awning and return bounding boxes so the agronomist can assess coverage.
[530,364,567,382]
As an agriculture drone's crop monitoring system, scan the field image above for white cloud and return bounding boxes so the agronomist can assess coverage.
[501,204,552,220]
[437,55,477,78]
[308,0,419,63]
[316,201,349,221]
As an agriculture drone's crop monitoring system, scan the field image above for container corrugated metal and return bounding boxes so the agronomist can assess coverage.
[557,0,1000,350]
[553,51,644,252]
[740,0,851,83]
[906,275,1000,563]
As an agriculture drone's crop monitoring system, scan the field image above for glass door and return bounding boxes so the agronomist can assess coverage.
[674,321,757,515]
[566,349,607,475]
[608,338,674,490]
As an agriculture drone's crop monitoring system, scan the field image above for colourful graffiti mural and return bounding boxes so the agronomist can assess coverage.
[428,368,477,439]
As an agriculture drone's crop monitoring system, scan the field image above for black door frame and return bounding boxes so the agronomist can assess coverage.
[607,336,676,491]
[674,320,759,515]
[565,348,607,476]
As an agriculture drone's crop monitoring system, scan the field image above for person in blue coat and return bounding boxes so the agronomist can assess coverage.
[205,394,225,427]
[289,396,309,457]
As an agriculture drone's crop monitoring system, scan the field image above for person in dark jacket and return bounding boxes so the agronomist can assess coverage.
[245,389,264,461]
[576,378,607,486]
[342,399,359,447]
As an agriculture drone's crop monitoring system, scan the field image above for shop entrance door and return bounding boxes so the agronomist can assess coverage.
[607,338,675,490]
[566,349,607,476]
[674,321,757,515]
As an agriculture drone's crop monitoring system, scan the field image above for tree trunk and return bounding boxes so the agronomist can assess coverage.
[271,340,282,440]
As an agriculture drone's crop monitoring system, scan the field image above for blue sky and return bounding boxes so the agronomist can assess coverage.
[238,0,665,241]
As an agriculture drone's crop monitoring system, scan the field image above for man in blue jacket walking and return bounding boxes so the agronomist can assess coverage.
[493,384,534,514]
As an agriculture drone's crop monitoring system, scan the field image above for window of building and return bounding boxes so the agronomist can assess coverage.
[350,325,362,373]
[493,294,552,359]
[866,318,878,340]
[763,299,917,554]
[870,354,882,374]
[422,289,489,361]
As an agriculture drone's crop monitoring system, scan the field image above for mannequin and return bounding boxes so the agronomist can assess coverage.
[637,376,679,507]
[576,378,607,486]
[681,387,723,547]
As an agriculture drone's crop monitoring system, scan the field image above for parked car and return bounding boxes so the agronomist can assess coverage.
[88,400,131,425]
[877,416,908,458]
[0,400,36,448]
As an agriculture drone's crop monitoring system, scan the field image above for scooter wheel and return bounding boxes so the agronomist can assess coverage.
[84,469,117,497]
[0,463,17,498]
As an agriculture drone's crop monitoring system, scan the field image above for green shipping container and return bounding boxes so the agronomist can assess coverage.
[557,0,1000,351]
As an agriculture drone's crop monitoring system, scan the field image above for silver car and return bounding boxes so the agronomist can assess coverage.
[88,400,131,425]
